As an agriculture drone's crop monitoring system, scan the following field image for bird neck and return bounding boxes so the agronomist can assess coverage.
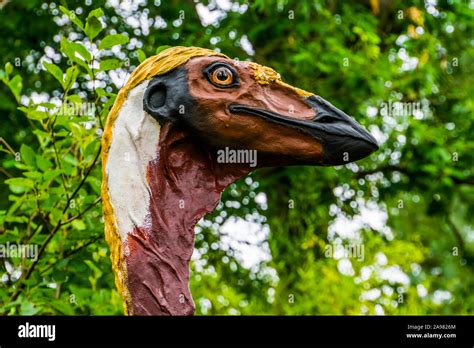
[123,122,250,315]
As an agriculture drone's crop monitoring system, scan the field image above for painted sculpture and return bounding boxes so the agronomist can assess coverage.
[101,46,378,315]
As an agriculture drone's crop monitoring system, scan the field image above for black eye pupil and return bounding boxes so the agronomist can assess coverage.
[216,70,228,81]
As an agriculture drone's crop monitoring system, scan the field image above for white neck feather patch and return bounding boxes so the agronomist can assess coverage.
[106,81,161,240]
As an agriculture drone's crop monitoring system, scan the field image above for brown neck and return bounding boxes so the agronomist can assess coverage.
[124,123,251,315]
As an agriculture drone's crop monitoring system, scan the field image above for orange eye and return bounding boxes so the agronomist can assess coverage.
[210,67,233,86]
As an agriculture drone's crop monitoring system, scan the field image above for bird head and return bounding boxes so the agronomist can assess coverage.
[101,46,378,315]
[142,50,378,166]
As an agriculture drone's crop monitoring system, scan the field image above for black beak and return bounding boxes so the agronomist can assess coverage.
[229,95,378,165]
[306,95,379,165]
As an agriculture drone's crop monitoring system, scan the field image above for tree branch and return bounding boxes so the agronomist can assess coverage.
[9,221,61,302]
[60,196,101,226]
[446,217,465,251]
[9,146,102,303]
[39,234,102,276]
[62,146,101,215]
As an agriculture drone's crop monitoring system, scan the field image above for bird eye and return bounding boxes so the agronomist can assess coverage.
[211,67,233,86]
[204,63,239,88]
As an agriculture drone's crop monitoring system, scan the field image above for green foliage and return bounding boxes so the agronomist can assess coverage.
[99,34,129,50]
[0,0,472,315]
[0,63,23,102]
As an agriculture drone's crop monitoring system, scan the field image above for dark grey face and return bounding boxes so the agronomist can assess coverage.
[143,68,195,126]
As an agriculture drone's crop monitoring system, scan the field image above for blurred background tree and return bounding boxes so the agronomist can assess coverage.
[0,0,472,315]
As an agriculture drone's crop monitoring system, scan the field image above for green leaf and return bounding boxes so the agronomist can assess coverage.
[50,301,75,315]
[37,102,56,109]
[20,302,39,315]
[60,38,92,70]
[30,111,49,120]
[86,176,101,194]
[96,88,115,97]
[136,49,147,63]
[84,139,99,155]
[99,58,122,71]
[32,129,51,146]
[85,16,103,41]
[8,75,22,102]
[20,144,36,167]
[23,171,42,180]
[43,61,64,88]
[43,169,62,182]
[156,45,171,55]
[84,260,103,277]
[60,38,75,60]
[66,94,82,104]
[5,62,13,75]
[5,177,34,189]
[59,6,84,30]
[64,154,78,167]
[72,219,86,230]
[99,34,129,50]
[87,8,104,19]
[36,154,53,172]
[18,107,49,121]
[101,96,116,117]
[64,66,79,91]
[61,38,92,75]
[71,41,92,63]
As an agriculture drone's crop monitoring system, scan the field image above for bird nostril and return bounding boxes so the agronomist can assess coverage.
[315,114,338,124]
[320,116,332,123]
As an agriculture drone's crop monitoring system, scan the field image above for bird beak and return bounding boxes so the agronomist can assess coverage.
[306,95,379,164]
[229,94,378,165]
